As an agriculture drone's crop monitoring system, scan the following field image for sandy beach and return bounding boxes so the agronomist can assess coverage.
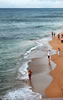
[46,33,63,98]
[28,33,63,99]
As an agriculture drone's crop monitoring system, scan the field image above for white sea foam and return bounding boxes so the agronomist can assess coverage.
[2,87,42,100]
[17,37,50,81]
[24,45,39,58]
[36,37,51,49]
[24,37,51,59]
[17,60,31,80]
[24,39,44,59]
[17,62,28,80]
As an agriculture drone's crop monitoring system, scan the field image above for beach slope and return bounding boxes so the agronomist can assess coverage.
[46,34,63,98]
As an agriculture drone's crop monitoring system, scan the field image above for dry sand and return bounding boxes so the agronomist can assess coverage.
[46,33,63,98]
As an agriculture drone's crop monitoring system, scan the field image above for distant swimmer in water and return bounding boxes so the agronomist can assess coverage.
[28,69,32,80]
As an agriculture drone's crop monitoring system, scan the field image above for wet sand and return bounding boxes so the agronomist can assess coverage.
[46,33,63,98]
[28,47,55,98]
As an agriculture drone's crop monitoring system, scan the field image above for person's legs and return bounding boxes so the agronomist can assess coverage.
[48,56,50,65]
[29,75,31,80]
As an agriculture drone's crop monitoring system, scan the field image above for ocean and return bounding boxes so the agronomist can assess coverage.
[0,8,63,100]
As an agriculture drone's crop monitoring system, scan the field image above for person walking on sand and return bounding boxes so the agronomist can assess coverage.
[28,69,32,80]
[48,50,51,65]
[57,48,60,56]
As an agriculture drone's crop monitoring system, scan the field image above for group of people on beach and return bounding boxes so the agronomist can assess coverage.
[28,32,63,81]
[52,31,63,42]
[52,31,61,40]
[47,32,62,65]
[48,48,60,65]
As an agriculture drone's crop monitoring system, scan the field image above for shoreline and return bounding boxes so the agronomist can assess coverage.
[46,33,63,98]
[27,38,56,99]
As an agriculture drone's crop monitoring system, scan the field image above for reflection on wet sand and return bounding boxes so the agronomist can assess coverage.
[29,80,34,91]
[49,62,52,70]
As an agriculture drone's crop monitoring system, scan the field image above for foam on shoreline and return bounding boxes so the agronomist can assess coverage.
[27,37,56,98]
[1,36,56,100]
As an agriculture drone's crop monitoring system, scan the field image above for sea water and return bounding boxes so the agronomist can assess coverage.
[0,8,63,100]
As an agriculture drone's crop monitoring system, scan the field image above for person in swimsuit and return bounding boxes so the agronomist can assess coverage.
[28,69,32,80]
[57,48,60,56]
[48,50,51,65]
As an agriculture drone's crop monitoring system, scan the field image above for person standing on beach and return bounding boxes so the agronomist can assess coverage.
[57,48,60,56]
[57,34,60,40]
[48,50,51,65]
[54,32,55,37]
[61,34,63,43]
[28,69,32,80]
[52,32,53,39]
